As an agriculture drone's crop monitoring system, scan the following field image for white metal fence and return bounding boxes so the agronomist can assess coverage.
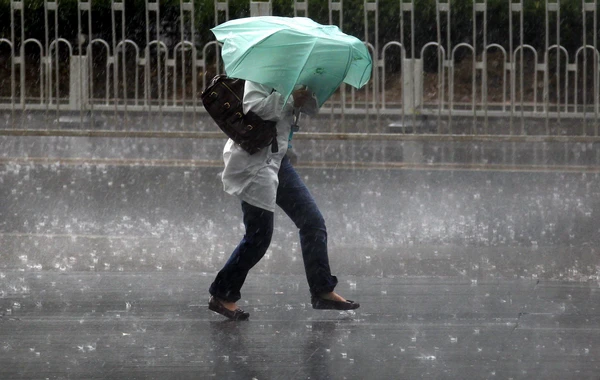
[1,0,600,136]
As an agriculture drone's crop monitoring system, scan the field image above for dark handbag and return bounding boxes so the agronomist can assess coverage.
[201,75,278,155]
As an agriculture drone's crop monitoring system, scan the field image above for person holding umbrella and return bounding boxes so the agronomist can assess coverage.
[207,17,371,320]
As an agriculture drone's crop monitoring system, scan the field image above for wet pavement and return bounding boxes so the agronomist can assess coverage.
[1,134,600,379]
[1,141,599,281]
[1,272,599,380]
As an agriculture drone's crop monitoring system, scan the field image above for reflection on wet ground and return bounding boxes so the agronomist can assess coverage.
[1,272,599,379]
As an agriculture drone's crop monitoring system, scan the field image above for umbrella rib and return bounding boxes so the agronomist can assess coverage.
[293,38,319,92]
[342,45,353,85]
[318,45,353,106]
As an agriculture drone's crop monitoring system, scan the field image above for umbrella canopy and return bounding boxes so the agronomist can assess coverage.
[211,16,372,107]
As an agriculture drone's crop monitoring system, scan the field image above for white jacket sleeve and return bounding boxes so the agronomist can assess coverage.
[243,81,293,121]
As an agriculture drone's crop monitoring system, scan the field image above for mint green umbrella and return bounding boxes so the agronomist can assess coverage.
[211,16,372,107]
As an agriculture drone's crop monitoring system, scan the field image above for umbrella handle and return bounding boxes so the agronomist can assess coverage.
[292,109,301,132]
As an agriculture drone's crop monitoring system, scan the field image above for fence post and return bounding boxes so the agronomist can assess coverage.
[11,0,24,109]
[250,0,272,16]
[402,58,422,114]
[69,56,89,109]
[585,0,599,135]
[215,0,229,24]
[474,0,487,133]
[437,0,450,129]
[294,0,308,17]
[364,0,379,128]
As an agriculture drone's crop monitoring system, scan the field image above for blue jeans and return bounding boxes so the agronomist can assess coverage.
[209,155,338,302]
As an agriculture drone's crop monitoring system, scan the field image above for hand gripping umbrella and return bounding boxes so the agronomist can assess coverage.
[211,16,372,107]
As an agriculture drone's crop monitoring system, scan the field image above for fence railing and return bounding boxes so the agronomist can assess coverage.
[1,0,600,136]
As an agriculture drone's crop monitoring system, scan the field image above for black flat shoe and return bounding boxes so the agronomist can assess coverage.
[208,296,250,320]
[311,296,360,310]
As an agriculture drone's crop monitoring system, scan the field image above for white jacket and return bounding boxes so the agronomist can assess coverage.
[221,81,296,212]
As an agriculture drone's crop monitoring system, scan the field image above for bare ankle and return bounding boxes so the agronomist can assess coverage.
[319,292,346,302]
[216,297,238,311]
